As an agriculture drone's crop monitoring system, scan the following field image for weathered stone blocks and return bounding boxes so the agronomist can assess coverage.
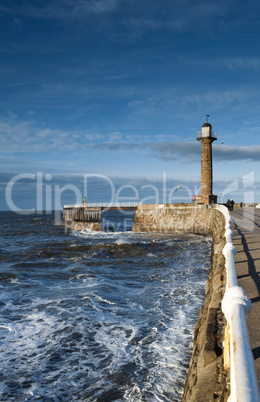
[132,204,230,401]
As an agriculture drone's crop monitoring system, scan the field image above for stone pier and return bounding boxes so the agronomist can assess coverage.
[63,206,102,231]
[133,203,230,400]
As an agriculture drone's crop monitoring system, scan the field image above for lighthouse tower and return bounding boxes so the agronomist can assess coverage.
[196,116,217,204]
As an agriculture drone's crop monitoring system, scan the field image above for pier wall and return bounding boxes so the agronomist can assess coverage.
[132,204,230,401]
[63,207,102,231]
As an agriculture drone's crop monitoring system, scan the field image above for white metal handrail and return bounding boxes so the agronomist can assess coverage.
[64,202,142,209]
[84,202,142,208]
[215,204,260,402]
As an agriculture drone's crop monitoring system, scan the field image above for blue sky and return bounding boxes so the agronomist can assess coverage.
[1,0,260,210]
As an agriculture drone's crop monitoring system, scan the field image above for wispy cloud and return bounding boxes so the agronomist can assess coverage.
[0,0,246,34]
[182,56,260,71]
[89,141,201,162]
[1,115,260,165]
[126,87,260,122]
[0,0,120,20]
[119,0,231,35]
[89,141,260,163]
[214,144,260,161]
[151,143,260,162]
[224,58,260,70]
[0,114,77,153]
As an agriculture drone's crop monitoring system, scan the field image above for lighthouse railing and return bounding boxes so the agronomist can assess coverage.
[196,131,217,139]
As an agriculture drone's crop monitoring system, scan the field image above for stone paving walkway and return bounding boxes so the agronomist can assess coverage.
[231,208,260,387]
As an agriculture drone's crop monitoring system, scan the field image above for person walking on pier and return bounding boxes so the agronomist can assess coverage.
[227,199,231,211]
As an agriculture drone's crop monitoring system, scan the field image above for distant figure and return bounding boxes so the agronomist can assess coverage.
[83,196,87,207]
[227,199,231,211]
[192,195,196,203]
[230,199,234,211]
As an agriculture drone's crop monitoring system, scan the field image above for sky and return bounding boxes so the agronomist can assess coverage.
[1,0,260,211]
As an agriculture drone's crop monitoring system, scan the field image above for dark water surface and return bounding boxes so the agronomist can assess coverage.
[0,211,211,401]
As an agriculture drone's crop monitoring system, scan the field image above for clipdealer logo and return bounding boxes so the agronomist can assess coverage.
[5,172,196,214]
[5,171,256,229]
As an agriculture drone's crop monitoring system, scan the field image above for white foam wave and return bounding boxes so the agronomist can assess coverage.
[90,292,116,305]
[0,215,212,401]
[71,229,152,244]
[114,237,132,245]
[0,325,12,332]
[147,252,156,258]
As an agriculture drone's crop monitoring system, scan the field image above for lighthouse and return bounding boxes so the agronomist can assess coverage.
[196,115,218,204]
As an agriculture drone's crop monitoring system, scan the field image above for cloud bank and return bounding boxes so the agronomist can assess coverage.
[90,141,260,163]
[1,114,260,163]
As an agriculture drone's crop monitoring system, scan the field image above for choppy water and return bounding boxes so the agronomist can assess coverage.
[0,211,211,401]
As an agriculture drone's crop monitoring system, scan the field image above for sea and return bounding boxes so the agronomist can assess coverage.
[0,210,212,402]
